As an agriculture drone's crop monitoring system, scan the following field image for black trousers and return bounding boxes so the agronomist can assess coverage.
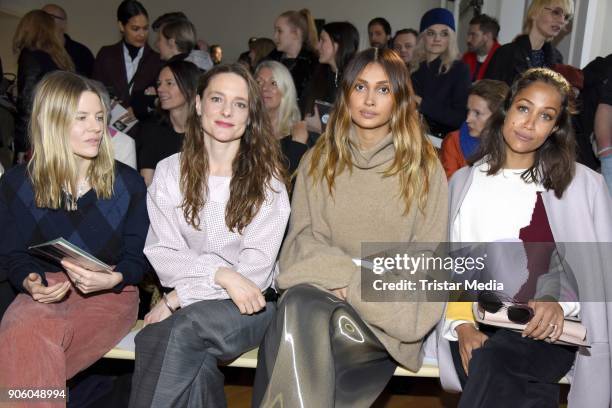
[450,326,577,408]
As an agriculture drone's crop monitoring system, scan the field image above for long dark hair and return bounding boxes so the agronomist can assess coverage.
[157,60,200,124]
[309,48,439,214]
[304,22,359,114]
[471,68,577,198]
[324,22,360,74]
[180,64,288,232]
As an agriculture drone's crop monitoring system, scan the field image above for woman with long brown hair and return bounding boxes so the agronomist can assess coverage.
[129,63,290,407]
[13,9,74,163]
[253,48,448,406]
[439,68,612,407]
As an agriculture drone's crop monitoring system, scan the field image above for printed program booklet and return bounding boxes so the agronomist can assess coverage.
[29,238,112,273]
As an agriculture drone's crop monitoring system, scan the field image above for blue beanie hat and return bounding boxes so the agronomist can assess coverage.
[420,8,455,33]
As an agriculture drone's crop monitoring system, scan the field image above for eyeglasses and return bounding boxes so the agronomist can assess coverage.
[543,7,572,22]
[477,291,534,324]
[44,12,66,21]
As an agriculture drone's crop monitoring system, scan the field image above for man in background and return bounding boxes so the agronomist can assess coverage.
[210,44,223,65]
[368,17,392,48]
[462,14,500,82]
[42,4,95,77]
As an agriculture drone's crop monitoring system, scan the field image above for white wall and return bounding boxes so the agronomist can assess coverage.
[0,0,439,74]
[582,0,612,67]
[3,0,611,75]
[0,9,20,75]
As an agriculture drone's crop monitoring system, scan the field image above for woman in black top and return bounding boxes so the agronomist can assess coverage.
[12,10,74,163]
[266,9,319,113]
[303,21,360,134]
[138,60,200,186]
[410,8,470,138]
[255,61,308,175]
[486,0,573,86]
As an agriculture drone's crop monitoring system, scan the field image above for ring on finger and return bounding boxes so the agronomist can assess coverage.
[75,279,81,286]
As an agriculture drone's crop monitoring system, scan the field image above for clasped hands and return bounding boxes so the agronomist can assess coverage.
[22,259,123,303]
[144,267,269,327]
[456,300,565,374]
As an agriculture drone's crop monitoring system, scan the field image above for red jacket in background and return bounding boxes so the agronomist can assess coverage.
[462,41,501,81]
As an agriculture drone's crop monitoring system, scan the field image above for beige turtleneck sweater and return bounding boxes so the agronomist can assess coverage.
[278,131,449,371]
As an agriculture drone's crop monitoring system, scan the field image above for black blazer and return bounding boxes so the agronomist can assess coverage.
[485,34,563,86]
[65,34,94,77]
[411,58,471,136]
[266,48,318,115]
[15,49,60,153]
[93,41,162,119]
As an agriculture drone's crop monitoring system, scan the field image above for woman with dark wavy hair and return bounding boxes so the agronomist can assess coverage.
[137,60,200,186]
[303,21,360,133]
[129,63,290,407]
[253,48,448,407]
[440,68,612,407]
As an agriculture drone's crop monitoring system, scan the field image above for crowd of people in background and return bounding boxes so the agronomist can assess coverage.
[0,0,611,407]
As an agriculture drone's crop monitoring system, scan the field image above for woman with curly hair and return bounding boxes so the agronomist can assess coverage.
[129,64,290,407]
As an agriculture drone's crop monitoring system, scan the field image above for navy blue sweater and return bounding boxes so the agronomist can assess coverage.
[0,162,149,293]
[411,58,470,136]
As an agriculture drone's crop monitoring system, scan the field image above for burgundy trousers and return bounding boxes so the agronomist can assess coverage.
[0,272,138,408]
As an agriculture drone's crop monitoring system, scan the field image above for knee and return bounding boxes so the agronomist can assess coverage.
[468,347,513,380]
[279,284,327,310]
[0,316,64,347]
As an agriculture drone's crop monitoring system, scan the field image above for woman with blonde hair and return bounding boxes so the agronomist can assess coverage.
[0,71,149,395]
[253,47,448,407]
[411,8,471,138]
[267,9,318,113]
[486,0,573,85]
[255,60,308,174]
[13,9,75,163]
[129,64,290,407]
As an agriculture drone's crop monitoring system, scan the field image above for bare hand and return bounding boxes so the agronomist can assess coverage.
[522,301,564,341]
[144,86,157,96]
[456,323,488,375]
[118,107,137,125]
[144,298,172,326]
[304,106,322,134]
[291,121,309,144]
[61,259,123,294]
[331,287,347,301]
[22,273,70,303]
[413,95,422,107]
[16,152,26,165]
[214,267,265,315]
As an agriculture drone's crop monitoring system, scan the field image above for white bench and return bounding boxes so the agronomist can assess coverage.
[103,321,439,377]
[103,321,568,383]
